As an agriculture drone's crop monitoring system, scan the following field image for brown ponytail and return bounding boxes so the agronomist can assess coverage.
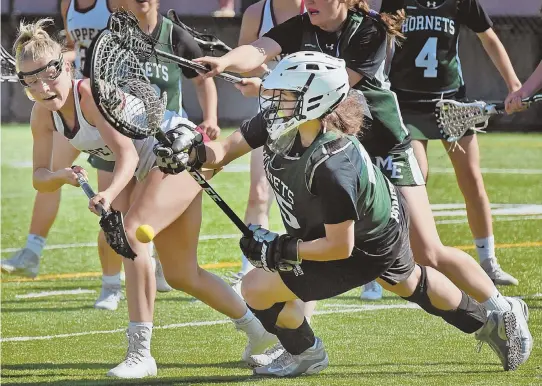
[321,93,366,137]
[345,0,405,40]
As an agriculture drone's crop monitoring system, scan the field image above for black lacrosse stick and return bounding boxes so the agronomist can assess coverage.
[105,10,241,84]
[166,9,233,56]
[75,171,136,260]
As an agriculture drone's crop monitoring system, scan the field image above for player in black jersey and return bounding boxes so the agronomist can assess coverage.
[153,52,525,376]
[381,0,521,285]
[192,0,531,355]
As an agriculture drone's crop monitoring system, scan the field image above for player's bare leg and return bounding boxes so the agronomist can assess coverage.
[444,135,518,285]
[377,264,523,371]
[1,132,78,278]
[107,169,274,379]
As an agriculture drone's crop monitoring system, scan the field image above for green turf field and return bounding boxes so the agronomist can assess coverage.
[1,125,541,385]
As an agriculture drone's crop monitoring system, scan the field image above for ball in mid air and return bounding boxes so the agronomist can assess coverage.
[136,224,155,243]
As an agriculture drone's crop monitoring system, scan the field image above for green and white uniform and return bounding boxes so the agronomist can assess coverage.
[241,113,415,301]
[264,10,425,186]
[144,14,204,116]
[381,0,493,140]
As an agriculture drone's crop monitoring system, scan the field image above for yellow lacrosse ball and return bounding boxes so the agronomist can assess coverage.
[136,224,155,243]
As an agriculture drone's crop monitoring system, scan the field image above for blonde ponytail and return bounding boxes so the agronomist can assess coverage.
[13,18,62,67]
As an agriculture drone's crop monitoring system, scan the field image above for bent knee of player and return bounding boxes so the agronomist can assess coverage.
[241,270,273,310]
[380,266,421,298]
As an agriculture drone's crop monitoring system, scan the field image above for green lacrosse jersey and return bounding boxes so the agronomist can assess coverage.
[389,0,461,95]
[240,113,399,245]
[143,15,203,113]
[384,0,493,97]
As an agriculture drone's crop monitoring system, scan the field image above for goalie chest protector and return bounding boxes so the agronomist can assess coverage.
[389,0,463,95]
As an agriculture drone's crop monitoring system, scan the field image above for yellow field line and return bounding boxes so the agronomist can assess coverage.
[1,242,540,283]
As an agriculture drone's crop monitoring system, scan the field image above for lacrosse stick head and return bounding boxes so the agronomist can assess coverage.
[435,99,491,142]
[107,9,155,61]
[90,29,167,140]
[1,45,18,82]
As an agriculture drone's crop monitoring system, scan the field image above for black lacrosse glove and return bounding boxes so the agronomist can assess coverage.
[153,123,206,175]
[240,224,301,272]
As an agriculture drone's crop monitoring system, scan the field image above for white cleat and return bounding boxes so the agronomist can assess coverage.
[1,248,40,278]
[481,259,518,286]
[475,310,521,371]
[107,327,157,379]
[94,284,123,311]
[360,281,383,300]
[253,337,329,377]
[506,297,533,365]
[152,257,173,292]
[248,342,285,367]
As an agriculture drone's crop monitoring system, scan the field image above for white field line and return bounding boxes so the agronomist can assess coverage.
[0,304,420,343]
[15,289,96,299]
[3,212,541,254]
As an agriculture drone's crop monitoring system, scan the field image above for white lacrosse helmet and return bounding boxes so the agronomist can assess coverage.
[259,51,349,155]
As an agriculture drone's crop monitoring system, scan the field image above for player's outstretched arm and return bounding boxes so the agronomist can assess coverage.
[31,104,82,192]
[194,37,281,78]
[477,29,521,94]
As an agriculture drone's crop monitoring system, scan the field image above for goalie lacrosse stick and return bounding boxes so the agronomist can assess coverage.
[1,45,18,82]
[167,9,233,55]
[75,171,136,259]
[89,30,252,238]
[107,10,241,84]
[436,95,542,143]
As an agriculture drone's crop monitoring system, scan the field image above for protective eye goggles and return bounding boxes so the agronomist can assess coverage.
[17,55,64,87]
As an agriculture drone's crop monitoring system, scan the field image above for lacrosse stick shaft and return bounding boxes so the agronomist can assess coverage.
[154,131,252,237]
[154,49,241,84]
[75,172,107,216]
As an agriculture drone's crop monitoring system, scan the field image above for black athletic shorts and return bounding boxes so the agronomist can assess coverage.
[279,192,415,302]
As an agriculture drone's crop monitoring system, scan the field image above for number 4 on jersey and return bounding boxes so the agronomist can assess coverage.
[415,37,438,78]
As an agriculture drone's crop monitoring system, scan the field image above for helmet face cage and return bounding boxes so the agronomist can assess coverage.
[259,87,304,139]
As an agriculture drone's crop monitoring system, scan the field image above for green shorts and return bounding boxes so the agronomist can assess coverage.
[400,103,475,141]
[87,155,115,173]
[372,147,425,187]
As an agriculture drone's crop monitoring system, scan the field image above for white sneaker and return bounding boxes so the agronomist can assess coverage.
[506,297,533,365]
[481,259,518,286]
[253,337,329,377]
[248,342,285,367]
[235,315,278,364]
[152,257,173,292]
[475,310,521,371]
[360,281,383,300]
[1,248,40,278]
[107,327,157,378]
[227,272,244,299]
[94,284,123,311]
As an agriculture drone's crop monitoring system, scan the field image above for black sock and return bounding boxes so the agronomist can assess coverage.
[275,318,316,355]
